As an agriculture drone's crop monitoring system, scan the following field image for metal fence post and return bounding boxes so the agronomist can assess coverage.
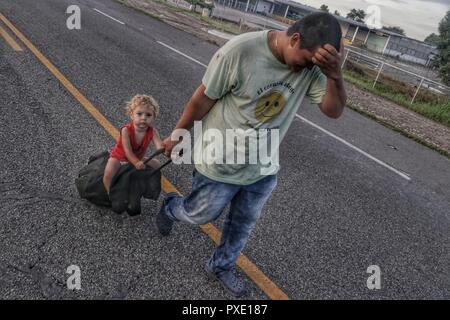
[343,47,450,96]
[373,62,384,88]
[411,78,424,105]
[341,50,349,69]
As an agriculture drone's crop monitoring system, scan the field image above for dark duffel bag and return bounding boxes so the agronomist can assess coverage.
[75,148,171,215]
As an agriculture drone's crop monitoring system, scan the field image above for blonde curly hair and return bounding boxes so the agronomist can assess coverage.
[126,94,160,118]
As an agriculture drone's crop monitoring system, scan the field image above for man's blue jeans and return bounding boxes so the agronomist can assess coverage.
[163,169,277,273]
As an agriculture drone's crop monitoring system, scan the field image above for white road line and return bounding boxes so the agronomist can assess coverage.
[155,41,412,181]
[157,41,208,68]
[296,114,411,181]
[93,8,125,25]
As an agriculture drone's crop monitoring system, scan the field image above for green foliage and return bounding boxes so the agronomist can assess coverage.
[432,10,450,85]
[383,25,406,36]
[319,5,329,13]
[424,33,440,46]
[346,8,366,23]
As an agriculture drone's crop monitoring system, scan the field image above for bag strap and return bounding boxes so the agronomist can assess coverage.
[142,148,172,173]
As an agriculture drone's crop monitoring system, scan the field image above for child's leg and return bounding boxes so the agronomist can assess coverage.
[103,157,121,194]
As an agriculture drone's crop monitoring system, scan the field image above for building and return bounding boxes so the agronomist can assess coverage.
[338,15,437,66]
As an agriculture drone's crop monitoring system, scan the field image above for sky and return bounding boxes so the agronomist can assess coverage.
[295,0,450,40]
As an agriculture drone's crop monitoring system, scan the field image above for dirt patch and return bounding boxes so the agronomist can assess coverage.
[117,0,450,158]
[116,0,228,46]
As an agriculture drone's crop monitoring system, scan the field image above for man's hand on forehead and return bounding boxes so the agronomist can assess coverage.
[313,46,336,63]
[311,42,342,81]
[312,38,344,65]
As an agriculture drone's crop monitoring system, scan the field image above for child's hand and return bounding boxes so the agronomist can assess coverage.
[134,160,145,170]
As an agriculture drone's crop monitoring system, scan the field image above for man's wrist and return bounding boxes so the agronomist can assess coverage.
[174,118,195,131]
[328,73,343,82]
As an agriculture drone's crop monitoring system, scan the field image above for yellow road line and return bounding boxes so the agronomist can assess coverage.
[0,24,22,51]
[0,11,289,300]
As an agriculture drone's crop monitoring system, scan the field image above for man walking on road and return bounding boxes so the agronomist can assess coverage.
[158,12,347,297]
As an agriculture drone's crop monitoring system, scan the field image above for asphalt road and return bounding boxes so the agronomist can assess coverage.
[0,0,449,299]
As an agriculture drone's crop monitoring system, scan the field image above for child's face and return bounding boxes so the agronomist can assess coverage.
[131,104,155,130]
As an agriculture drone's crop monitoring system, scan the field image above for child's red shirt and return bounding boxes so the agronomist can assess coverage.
[110,123,154,162]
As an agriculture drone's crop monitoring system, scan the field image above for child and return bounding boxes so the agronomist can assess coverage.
[103,94,163,194]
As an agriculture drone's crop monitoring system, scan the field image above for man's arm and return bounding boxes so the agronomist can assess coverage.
[172,84,217,131]
[163,84,217,156]
[312,43,347,119]
[319,77,347,119]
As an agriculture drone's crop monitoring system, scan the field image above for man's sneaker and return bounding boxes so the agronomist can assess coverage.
[156,202,173,236]
[205,264,248,298]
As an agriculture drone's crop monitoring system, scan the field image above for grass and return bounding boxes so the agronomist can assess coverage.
[343,61,450,128]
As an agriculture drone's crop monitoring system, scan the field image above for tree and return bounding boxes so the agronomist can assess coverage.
[433,10,450,85]
[320,5,329,13]
[383,25,406,36]
[334,10,340,16]
[346,9,366,23]
[424,33,440,46]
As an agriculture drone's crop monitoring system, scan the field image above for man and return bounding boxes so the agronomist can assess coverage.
[158,12,347,297]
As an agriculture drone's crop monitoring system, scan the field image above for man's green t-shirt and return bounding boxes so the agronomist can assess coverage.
[194,30,327,185]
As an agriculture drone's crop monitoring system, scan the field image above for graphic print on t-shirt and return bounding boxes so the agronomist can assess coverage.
[254,90,286,123]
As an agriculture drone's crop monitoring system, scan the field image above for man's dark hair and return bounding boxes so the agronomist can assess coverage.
[287,12,342,52]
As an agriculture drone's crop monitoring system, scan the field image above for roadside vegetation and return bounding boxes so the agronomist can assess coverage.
[343,61,450,128]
